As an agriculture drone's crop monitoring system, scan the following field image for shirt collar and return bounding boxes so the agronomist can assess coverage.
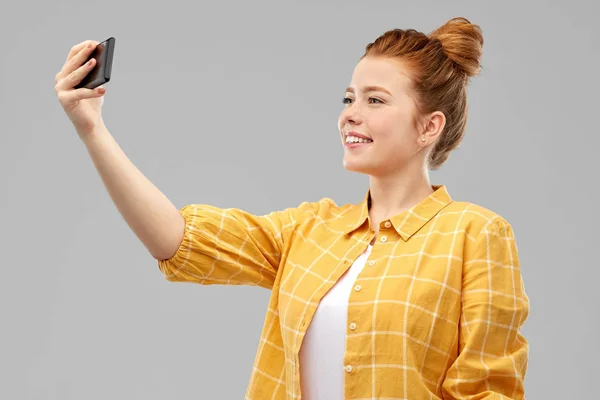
[338,185,453,241]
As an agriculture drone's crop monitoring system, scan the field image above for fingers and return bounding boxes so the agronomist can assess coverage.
[55,40,99,83]
[65,40,99,63]
[57,86,106,104]
[54,56,97,92]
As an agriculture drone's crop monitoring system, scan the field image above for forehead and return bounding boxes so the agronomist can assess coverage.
[348,56,413,92]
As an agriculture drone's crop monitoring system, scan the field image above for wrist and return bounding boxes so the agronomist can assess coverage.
[80,122,110,146]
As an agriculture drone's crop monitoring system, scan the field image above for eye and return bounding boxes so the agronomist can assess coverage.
[342,97,384,104]
[342,97,384,105]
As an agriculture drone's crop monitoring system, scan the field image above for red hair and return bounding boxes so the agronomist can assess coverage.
[361,17,484,169]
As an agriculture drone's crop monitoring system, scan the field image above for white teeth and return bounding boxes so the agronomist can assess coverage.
[345,135,372,143]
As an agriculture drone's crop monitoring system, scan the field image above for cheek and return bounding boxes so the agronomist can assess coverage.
[371,114,417,154]
[370,113,403,141]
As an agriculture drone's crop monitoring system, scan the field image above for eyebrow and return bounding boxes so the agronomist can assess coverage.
[345,85,392,96]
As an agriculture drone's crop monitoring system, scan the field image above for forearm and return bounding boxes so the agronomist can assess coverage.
[82,124,184,260]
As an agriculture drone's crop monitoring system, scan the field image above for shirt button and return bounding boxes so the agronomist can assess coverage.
[354,284,362,292]
[380,235,387,243]
[368,260,375,266]
[384,221,391,228]
[349,322,357,330]
[345,365,353,373]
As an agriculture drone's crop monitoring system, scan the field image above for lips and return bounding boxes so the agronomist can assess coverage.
[343,132,373,149]
[345,131,372,141]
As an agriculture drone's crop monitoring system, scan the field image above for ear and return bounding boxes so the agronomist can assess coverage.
[418,111,446,146]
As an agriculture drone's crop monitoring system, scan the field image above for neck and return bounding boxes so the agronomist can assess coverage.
[367,168,434,231]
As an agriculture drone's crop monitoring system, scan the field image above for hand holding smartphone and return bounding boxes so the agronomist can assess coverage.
[74,37,115,90]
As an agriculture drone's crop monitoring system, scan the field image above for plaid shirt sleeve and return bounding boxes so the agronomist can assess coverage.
[442,218,530,399]
[157,201,314,289]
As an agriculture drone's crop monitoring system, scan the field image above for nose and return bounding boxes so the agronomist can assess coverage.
[339,102,363,130]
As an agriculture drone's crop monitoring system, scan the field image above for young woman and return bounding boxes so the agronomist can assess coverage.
[55,16,529,400]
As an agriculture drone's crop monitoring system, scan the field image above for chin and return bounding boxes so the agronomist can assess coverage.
[343,159,376,175]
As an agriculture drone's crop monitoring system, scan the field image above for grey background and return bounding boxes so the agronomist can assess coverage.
[1,0,598,398]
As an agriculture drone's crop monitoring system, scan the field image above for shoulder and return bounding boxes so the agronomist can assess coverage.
[282,195,363,229]
[288,196,348,219]
[441,200,515,238]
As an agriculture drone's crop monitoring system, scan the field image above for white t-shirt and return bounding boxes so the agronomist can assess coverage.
[299,244,373,399]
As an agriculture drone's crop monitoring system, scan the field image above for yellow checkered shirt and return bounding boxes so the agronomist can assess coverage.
[158,185,529,399]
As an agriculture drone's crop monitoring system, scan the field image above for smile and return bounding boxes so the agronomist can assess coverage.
[343,132,373,149]
[345,136,373,144]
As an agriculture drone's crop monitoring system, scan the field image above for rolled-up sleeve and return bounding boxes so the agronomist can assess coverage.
[157,201,312,290]
[442,219,530,399]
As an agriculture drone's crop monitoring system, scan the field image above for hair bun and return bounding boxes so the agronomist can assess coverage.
[429,17,484,77]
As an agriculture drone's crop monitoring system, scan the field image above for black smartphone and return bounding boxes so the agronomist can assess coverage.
[75,37,115,90]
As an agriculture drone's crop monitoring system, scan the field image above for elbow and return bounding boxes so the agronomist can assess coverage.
[152,213,186,261]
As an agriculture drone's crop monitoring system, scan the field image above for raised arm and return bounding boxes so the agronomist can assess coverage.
[55,40,188,261]
[157,202,312,289]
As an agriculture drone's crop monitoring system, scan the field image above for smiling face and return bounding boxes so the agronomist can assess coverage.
[338,56,434,176]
